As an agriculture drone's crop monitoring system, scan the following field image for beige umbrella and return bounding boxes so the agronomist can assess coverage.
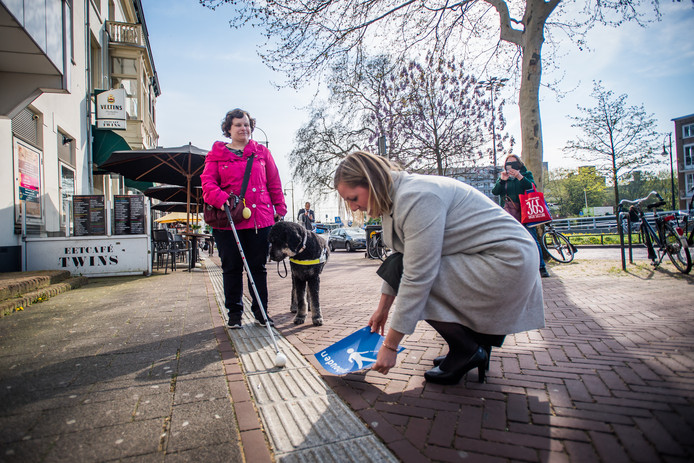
[154,212,202,224]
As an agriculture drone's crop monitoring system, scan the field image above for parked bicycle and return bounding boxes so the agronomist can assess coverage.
[618,191,691,274]
[676,187,694,246]
[540,222,575,263]
[367,229,391,261]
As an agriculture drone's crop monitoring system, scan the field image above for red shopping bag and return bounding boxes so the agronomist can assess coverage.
[520,187,552,226]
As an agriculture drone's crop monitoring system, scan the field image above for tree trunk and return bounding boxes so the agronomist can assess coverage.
[490,0,559,191]
[519,25,544,190]
[612,154,620,210]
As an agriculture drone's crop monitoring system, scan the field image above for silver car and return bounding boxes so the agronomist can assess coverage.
[327,227,367,252]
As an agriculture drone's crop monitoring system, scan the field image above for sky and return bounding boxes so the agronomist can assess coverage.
[141,1,694,220]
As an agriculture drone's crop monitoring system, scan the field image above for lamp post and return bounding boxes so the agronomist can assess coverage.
[476,77,509,173]
[283,182,295,221]
[663,133,675,210]
[254,126,269,148]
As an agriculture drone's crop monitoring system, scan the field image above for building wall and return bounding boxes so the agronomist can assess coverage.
[673,113,694,210]
[0,0,159,271]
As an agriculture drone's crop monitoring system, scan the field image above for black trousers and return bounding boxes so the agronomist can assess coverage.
[213,226,270,316]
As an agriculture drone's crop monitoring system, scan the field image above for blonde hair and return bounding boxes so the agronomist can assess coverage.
[333,151,401,216]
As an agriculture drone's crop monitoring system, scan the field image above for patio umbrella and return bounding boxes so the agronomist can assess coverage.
[155,212,202,224]
[151,201,191,213]
[101,143,207,231]
[144,185,204,204]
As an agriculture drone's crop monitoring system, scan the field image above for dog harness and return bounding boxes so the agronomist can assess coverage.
[289,248,327,266]
[289,227,327,265]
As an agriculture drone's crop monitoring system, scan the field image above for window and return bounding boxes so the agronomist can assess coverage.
[112,57,136,74]
[683,123,694,139]
[60,164,75,234]
[90,40,102,90]
[685,145,694,169]
[686,173,694,196]
[112,78,138,119]
[111,57,139,119]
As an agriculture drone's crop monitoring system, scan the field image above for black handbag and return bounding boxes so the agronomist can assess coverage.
[377,252,404,293]
[204,154,254,228]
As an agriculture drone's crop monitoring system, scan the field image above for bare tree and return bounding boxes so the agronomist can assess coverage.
[563,81,663,209]
[201,0,674,189]
[289,55,511,196]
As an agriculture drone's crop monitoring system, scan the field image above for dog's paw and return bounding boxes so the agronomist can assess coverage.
[290,306,297,313]
[312,317,323,326]
[293,316,306,325]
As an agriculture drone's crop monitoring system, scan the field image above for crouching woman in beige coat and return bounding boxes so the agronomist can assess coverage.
[334,151,545,385]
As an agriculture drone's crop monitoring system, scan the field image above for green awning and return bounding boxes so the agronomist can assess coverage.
[124,178,154,193]
[92,127,153,192]
[92,127,130,166]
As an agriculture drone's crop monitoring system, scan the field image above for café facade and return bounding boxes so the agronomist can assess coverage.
[0,0,161,275]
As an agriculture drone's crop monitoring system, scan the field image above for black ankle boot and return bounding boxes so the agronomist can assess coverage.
[434,345,492,371]
[425,346,488,385]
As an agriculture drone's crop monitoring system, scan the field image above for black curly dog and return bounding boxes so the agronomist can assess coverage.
[268,221,329,326]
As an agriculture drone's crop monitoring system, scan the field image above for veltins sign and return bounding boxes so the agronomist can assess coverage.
[96,88,126,129]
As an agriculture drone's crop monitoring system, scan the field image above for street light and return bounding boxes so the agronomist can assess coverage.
[283,181,295,221]
[476,77,509,172]
[254,126,269,148]
[663,133,675,210]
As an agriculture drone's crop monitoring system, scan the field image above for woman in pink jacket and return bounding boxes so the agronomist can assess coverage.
[201,108,287,328]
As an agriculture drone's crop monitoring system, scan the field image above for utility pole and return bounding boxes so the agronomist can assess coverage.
[664,133,675,210]
[477,77,508,205]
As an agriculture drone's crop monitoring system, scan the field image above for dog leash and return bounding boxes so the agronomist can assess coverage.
[276,259,288,278]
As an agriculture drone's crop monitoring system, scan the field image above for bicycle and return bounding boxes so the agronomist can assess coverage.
[367,229,391,261]
[618,191,691,274]
[675,187,694,246]
[540,222,575,263]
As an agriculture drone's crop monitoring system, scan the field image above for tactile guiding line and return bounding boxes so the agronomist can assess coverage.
[205,259,398,462]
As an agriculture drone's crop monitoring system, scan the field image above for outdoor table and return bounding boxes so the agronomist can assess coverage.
[180,232,211,271]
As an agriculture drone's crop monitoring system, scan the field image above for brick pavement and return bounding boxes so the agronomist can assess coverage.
[263,251,694,462]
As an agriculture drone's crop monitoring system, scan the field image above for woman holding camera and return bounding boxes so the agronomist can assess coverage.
[492,154,549,278]
[334,151,544,385]
[201,108,287,328]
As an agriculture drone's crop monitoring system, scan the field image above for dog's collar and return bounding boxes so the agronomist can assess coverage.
[290,248,327,266]
[294,226,308,254]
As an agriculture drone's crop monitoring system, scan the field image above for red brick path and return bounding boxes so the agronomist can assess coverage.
[261,251,694,462]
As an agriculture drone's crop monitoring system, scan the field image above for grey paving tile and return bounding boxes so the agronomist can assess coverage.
[165,399,237,453]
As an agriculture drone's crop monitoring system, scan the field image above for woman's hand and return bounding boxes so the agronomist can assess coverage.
[506,168,523,180]
[372,347,398,375]
[369,293,395,336]
[368,308,389,336]
[500,171,510,181]
[371,328,404,375]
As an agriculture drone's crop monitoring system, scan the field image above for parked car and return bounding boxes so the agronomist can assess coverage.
[328,227,366,252]
[314,222,342,234]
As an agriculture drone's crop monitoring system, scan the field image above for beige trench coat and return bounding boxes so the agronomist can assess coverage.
[381,171,545,336]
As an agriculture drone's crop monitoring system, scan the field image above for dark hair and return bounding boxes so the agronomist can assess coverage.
[221,108,255,138]
[503,155,525,169]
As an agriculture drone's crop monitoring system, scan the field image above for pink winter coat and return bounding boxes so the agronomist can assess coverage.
[201,140,287,230]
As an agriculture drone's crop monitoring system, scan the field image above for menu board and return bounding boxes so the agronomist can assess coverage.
[73,195,106,236]
[114,195,146,235]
